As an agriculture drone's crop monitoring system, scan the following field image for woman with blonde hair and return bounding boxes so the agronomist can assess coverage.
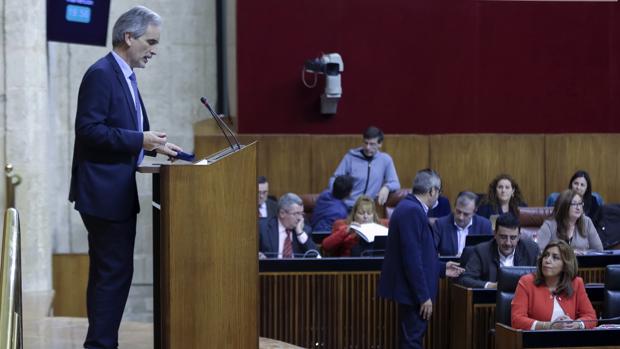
[321,195,385,257]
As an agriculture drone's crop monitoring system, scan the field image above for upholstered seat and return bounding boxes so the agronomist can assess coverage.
[495,266,537,326]
[604,264,620,318]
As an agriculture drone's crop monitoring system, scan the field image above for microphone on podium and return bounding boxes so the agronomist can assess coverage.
[199,97,241,151]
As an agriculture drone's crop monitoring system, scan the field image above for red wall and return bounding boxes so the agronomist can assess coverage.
[237,1,620,134]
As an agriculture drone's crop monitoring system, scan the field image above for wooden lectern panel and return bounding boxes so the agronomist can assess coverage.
[160,143,258,348]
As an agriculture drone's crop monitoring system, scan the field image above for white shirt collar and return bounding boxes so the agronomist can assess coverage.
[454,218,473,231]
[414,195,430,215]
[111,51,133,79]
[498,247,516,267]
[278,219,288,236]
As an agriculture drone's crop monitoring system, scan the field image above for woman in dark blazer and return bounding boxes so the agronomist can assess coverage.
[477,174,527,220]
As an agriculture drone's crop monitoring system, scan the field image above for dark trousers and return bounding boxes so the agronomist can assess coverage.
[81,213,137,349]
[398,303,427,349]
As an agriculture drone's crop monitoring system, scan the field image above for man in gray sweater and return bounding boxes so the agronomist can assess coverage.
[329,126,400,209]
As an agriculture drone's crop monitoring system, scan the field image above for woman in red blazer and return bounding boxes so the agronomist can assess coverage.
[322,195,387,257]
[512,240,597,330]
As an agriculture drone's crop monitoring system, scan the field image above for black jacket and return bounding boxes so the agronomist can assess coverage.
[459,238,539,288]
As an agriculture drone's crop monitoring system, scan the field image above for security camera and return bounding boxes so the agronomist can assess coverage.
[302,53,344,115]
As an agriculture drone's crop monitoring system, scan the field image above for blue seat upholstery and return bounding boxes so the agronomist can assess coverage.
[545,192,604,207]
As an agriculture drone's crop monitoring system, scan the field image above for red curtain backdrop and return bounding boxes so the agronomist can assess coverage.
[237,1,620,134]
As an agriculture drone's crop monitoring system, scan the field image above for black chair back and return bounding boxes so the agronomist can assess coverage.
[604,264,620,318]
[496,266,537,326]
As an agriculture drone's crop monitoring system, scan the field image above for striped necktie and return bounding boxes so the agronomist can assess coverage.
[282,229,293,258]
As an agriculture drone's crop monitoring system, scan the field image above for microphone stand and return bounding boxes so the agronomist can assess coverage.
[199,97,243,162]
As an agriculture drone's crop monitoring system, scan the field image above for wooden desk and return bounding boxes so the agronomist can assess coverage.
[450,265,611,349]
[258,254,617,349]
[495,323,620,349]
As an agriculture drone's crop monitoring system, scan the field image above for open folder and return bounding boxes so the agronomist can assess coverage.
[350,223,389,243]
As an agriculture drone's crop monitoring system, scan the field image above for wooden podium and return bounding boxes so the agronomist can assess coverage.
[143,142,258,349]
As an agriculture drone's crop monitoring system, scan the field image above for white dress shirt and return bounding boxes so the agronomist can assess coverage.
[277,220,308,258]
[454,219,473,256]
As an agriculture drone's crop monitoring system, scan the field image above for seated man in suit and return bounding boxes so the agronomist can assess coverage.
[258,175,277,219]
[434,191,492,256]
[259,193,318,258]
[459,213,539,289]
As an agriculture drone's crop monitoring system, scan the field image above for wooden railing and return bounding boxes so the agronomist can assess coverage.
[0,208,22,349]
[258,256,615,349]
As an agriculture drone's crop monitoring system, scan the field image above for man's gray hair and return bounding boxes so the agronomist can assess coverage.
[455,191,478,207]
[112,6,161,47]
[412,169,441,195]
[278,193,303,213]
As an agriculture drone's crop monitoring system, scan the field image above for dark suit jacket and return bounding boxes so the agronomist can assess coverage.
[266,198,278,219]
[459,238,539,288]
[476,202,527,219]
[259,217,317,257]
[378,195,446,305]
[69,53,154,221]
[434,214,493,256]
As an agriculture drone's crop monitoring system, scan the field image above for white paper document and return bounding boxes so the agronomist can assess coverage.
[350,223,388,243]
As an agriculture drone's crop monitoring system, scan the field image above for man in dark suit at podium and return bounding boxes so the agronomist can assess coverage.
[378,169,464,349]
[68,6,183,349]
[259,193,318,258]
[434,191,493,256]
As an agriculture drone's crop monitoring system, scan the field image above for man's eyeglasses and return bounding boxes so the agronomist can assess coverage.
[286,210,305,217]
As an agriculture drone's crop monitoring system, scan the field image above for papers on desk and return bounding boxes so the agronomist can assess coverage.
[597,324,620,329]
[350,223,388,243]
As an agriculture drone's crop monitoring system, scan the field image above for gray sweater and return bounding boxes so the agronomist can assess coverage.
[536,215,603,252]
[329,148,400,208]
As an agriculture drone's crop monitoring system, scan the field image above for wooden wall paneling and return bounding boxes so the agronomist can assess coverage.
[255,135,313,197]
[52,253,88,317]
[430,134,546,206]
[545,134,620,204]
[195,135,313,198]
[310,135,361,193]
[382,135,431,191]
[193,135,256,159]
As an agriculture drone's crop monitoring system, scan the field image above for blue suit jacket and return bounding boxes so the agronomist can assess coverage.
[378,195,446,306]
[434,214,493,256]
[69,53,153,221]
[259,217,318,257]
[310,190,349,232]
